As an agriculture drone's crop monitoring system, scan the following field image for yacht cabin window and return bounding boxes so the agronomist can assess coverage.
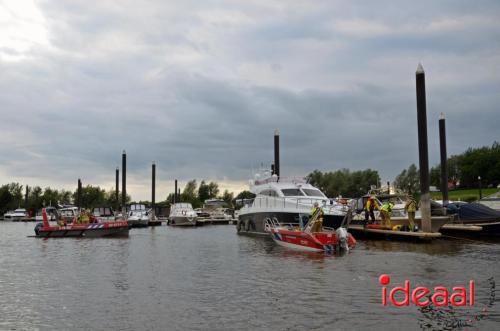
[301,189,325,197]
[259,190,279,197]
[281,189,304,196]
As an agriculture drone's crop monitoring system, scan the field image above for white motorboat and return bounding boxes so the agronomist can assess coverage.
[127,204,150,228]
[3,208,29,221]
[92,207,116,222]
[168,203,197,226]
[59,206,79,223]
[237,169,347,236]
[35,206,58,222]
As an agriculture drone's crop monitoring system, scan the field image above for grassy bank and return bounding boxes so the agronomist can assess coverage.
[430,188,500,202]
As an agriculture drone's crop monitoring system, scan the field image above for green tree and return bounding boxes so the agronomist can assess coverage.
[220,190,234,208]
[307,169,380,197]
[394,164,419,194]
[180,180,200,207]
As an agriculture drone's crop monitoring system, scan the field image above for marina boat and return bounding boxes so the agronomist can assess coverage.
[35,206,58,222]
[34,208,129,238]
[198,199,234,221]
[59,206,79,223]
[3,208,29,221]
[168,203,198,226]
[92,207,116,222]
[441,202,500,236]
[127,204,150,228]
[479,192,500,211]
[237,170,347,236]
[269,209,356,252]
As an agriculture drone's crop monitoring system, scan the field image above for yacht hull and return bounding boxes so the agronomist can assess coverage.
[237,212,345,236]
[168,216,197,226]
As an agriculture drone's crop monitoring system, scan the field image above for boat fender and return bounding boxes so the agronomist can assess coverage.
[182,210,186,216]
[237,220,243,233]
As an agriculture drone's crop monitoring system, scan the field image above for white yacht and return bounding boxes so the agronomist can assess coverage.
[35,206,58,222]
[199,199,234,221]
[168,203,198,226]
[127,204,150,228]
[92,207,116,222]
[59,206,79,223]
[237,170,347,236]
[3,208,29,221]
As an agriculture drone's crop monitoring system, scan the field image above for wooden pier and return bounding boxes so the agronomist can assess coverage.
[348,224,442,240]
[196,218,236,226]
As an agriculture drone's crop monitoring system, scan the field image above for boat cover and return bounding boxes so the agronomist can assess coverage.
[454,203,500,222]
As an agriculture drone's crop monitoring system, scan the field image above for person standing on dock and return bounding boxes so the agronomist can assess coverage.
[404,196,417,231]
[379,201,394,229]
[364,196,379,224]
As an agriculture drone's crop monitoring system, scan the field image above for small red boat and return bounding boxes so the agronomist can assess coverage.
[270,226,356,252]
[34,208,129,238]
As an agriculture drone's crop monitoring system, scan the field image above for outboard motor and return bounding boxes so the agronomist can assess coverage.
[336,227,349,252]
[34,222,43,236]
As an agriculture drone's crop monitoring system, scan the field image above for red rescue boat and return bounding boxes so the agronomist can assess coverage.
[269,211,356,252]
[34,208,129,238]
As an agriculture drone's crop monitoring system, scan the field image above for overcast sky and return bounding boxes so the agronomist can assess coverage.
[1,0,499,200]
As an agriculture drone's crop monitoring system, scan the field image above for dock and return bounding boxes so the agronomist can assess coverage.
[196,218,236,226]
[348,224,442,240]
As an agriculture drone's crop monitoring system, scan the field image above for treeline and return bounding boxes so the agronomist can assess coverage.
[167,180,235,209]
[307,169,380,198]
[395,142,500,193]
[0,183,132,215]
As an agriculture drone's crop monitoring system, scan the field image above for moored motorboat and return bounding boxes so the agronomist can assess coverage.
[168,203,197,226]
[34,208,129,238]
[127,204,150,228]
[4,208,29,221]
[269,209,356,252]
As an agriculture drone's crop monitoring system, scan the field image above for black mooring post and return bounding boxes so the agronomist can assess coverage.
[77,179,82,210]
[178,188,181,201]
[115,167,119,212]
[152,162,156,214]
[271,164,275,175]
[387,181,391,194]
[478,176,482,199]
[416,63,431,232]
[274,129,280,178]
[25,185,29,209]
[174,179,178,203]
[439,113,449,205]
[122,150,126,213]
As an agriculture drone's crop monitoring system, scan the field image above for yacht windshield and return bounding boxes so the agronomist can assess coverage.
[302,189,325,197]
[281,189,304,196]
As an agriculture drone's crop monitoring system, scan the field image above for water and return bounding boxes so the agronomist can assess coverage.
[0,222,499,331]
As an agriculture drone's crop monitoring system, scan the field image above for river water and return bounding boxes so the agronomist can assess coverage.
[0,222,499,331]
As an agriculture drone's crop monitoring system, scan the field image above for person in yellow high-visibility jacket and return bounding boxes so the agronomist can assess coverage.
[404,196,417,230]
[364,196,379,224]
[379,202,394,229]
[309,202,324,232]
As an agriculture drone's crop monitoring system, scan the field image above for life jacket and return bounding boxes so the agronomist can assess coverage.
[381,203,393,213]
[406,199,417,212]
[366,198,378,211]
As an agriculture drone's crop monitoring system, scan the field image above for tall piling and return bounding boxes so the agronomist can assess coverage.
[174,179,178,203]
[77,179,82,210]
[416,63,431,232]
[439,113,449,205]
[25,185,29,208]
[122,150,126,213]
[274,129,280,177]
[152,162,156,215]
[115,167,119,212]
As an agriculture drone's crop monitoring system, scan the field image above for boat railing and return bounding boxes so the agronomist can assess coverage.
[250,196,348,213]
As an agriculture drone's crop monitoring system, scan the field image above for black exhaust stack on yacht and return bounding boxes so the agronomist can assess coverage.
[274,129,280,178]
[439,113,449,205]
[122,150,126,214]
[152,162,156,214]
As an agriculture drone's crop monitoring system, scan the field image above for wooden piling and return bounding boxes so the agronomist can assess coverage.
[77,179,82,209]
[439,113,449,205]
[152,162,156,215]
[416,63,431,232]
[115,167,119,212]
[274,129,280,177]
[121,150,126,213]
[174,179,178,203]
